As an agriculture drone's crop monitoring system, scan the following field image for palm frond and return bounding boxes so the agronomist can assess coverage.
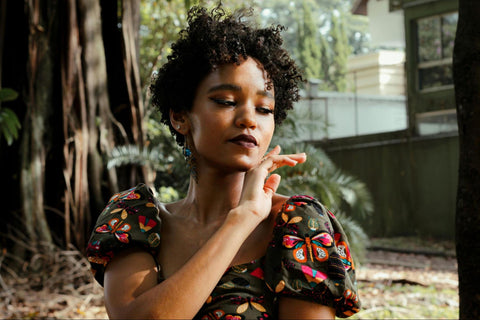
[108,145,172,171]
[337,174,374,218]
[276,140,373,259]
[335,211,370,264]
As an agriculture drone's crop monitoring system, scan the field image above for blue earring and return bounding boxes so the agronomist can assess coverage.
[183,140,198,182]
[183,146,192,158]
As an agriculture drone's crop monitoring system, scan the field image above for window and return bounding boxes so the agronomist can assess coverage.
[416,12,458,91]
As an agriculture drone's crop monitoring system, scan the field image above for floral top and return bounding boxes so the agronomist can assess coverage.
[86,184,360,318]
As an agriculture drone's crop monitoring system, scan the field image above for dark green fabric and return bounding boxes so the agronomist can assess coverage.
[86,184,162,286]
[86,186,360,318]
[264,195,360,318]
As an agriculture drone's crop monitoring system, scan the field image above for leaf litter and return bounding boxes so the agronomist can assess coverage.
[0,237,458,319]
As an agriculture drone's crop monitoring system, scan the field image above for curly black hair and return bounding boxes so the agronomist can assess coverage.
[150,5,304,146]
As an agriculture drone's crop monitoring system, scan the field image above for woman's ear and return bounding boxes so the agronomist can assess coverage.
[170,110,189,135]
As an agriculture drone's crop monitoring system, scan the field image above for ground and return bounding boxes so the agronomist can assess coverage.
[353,237,458,319]
[0,237,458,319]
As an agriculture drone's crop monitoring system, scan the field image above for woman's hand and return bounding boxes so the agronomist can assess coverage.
[236,145,306,221]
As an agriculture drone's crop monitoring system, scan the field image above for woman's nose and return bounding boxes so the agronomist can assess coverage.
[235,104,257,129]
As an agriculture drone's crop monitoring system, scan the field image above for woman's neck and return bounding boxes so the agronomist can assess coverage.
[179,169,247,225]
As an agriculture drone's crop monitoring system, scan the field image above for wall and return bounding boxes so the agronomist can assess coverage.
[295,92,407,140]
[367,0,405,49]
[317,131,458,240]
[347,50,406,96]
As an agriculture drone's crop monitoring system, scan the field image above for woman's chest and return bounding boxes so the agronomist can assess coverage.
[157,219,218,277]
[157,214,276,279]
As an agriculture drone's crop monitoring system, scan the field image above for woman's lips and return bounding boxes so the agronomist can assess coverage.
[229,134,257,148]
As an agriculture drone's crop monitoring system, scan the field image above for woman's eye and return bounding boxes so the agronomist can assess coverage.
[257,107,274,114]
[211,98,236,106]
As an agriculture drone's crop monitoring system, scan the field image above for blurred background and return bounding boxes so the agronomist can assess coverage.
[0,0,461,318]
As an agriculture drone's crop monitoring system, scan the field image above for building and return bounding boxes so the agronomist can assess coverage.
[352,0,458,136]
[317,0,459,239]
[348,0,406,96]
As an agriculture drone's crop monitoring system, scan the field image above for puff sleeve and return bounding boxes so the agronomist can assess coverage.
[264,195,360,318]
[86,184,162,286]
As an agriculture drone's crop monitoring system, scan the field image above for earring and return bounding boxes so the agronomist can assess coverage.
[176,125,180,130]
[183,144,192,158]
[183,138,198,183]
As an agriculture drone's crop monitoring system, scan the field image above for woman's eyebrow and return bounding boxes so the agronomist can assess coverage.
[207,84,273,99]
[258,90,274,99]
[207,83,241,93]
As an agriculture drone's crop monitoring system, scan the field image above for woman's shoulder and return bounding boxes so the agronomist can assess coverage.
[86,183,163,286]
[101,183,161,211]
[265,193,361,317]
[273,193,331,221]
[272,193,345,246]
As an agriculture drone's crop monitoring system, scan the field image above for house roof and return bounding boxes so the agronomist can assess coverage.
[352,0,368,15]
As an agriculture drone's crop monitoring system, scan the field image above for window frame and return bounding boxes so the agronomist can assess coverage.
[415,11,458,93]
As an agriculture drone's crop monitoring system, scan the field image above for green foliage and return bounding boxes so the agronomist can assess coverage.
[107,142,189,196]
[330,14,351,91]
[108,132,190,199]
[0,88,18,101]
[318,32,332,90]
[139,0,187,89]
[257,0,298,52]
[109,108,190,197]
[139,0,257,92]
[297,0,322,80]
[258,0,369,91]
[0,88,21,146]
[157,185,181,203]
[107,144,170,172]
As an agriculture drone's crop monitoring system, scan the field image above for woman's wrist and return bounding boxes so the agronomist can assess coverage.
[225,206,263,235]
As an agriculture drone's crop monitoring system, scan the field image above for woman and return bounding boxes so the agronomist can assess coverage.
[86,6,360,319]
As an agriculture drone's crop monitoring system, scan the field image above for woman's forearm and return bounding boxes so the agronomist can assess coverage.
[104,207,260,319]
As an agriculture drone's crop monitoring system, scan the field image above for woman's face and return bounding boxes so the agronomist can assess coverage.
[185,57,275,173]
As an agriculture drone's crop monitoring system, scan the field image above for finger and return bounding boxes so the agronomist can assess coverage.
[266,145,281,157]
[261,145,281,163]
[262,159,291,174]
[263,173,281,196]
[260,153,307,173]
[283,152,307,163]
[267,152,307,164]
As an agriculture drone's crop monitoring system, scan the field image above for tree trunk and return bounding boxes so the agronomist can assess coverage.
[453,0,480,319]
[120,0,149,186]
[121,0,145,147]
[2,0,145,252]
[0,0,5,90]
[21,0,56,246]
